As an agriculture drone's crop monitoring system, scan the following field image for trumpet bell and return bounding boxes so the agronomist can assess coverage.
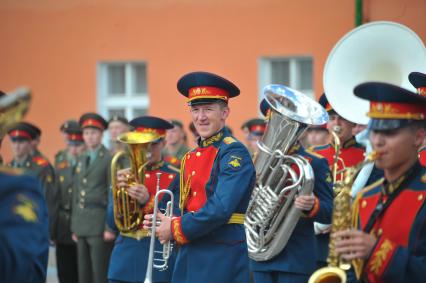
[308,266,347,283]
[324,21,426,124]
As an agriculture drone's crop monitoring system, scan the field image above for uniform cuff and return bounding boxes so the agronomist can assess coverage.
[365,238,396,281]
[306,196,320,218]
[171,217,189,245]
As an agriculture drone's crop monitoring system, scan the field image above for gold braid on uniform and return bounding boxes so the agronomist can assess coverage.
[179,152,192,214]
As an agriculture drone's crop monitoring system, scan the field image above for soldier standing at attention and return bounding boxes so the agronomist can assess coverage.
[163,119,189,168]
[55,119,80,165]
[71,112,115,283]
[334,82,426,283]
[107,115,130,155]
[146,71,256,283]
[54,121,86,283]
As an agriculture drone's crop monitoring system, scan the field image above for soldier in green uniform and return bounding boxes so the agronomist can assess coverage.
[55,119,80,166]
[71,112,115,283]
[163,119,189,168]
[107,115,130,155]
[7,122,57,240]
[54,122,86,283]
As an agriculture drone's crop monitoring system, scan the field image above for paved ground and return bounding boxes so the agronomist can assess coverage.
[46,247,59,283]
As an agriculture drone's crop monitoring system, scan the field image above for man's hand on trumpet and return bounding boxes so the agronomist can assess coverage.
[117,168,150,205]
[143,213,172,244]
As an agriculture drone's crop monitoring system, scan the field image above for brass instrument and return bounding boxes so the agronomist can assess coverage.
[144,172,174,283]
[111,131,159,233]
[309,152,377,283]
[0,87,31,137]
[245,84,328,261]
[330,126,345,184]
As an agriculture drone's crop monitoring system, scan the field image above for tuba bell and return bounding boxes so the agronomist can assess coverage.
[245,84,328,261]
[110,131,160,233]
[0,87,31,137]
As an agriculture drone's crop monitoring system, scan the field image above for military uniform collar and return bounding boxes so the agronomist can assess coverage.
[146,160,164,171]
[198,128,226,148]
[12,154,32,168]
[331,136,358,149]
[382,160,421,195]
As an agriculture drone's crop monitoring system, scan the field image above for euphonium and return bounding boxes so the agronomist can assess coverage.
[144,172,174,283]
[0,87,31,137]
[111,131,159,233]
[308,152,378,283]
[245,84,328,261]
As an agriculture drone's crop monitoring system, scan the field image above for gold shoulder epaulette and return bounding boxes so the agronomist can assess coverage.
[223,137,236,145]
[167,164,180,173]
[0,165,24,176]
[421,173,426,183]
[359,177,384,196]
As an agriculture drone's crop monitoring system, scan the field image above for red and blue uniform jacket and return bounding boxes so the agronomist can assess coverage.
[170,128,256,283]
[419,146,426,166]
[353,161,426,283]
[249,144,333,276]
[312,137,365,181]
[0,168,49,283]
[107,161,179,283]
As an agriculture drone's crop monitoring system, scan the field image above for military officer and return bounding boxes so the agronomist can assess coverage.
[7,122,57,239]
[163,119,190,168]
[54,122,86,283]
[241,118,266,159]
[409,71,426,166]
[146,71,256,283]
[71,112,114,283]
[55,119,80,165]
[107,115,130,155]
[108,116,179,283]
[334,82,426,283]
[251,98,333,283]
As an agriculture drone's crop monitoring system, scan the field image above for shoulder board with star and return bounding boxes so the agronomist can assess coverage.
[223,136,237,145]
[32,156,50,167]
[167,164,180,173]
[57,160,69,169]
[422,173,426,184]
[0,165,24,176]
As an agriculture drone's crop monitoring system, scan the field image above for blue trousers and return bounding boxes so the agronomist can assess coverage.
[252,271,308,283]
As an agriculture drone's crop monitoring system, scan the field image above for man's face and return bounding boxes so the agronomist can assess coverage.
[190,103,229,139]
[370,126,425,171]
[108,121,129,142]
[148,140,165,164]
[11,140,32,159]
[166,125,185,147]
[82,128,103,150]
[305,129,330,147]
[68,143,86,157]
[327,114,355,143]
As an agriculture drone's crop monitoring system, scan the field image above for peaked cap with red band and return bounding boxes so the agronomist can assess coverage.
[354,82,426,130]
[8,122,38,141]
[79,112,107,131]
[130,116,173,139]
[177,71,240,106]
[241,118,266,136]
[63,120,84,144]
[408,71,426,97]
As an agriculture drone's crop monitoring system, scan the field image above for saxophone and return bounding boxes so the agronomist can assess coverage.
[309,151,377,283]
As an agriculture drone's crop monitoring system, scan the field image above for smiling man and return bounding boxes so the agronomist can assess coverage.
[146,71,256,283]
[334,82,426,283]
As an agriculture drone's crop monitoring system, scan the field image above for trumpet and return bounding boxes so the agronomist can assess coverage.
[144,172,174,283]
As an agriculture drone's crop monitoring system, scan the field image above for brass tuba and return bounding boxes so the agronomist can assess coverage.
[0,87,31,137]
[245,84,328,261]
[110,131,159,233]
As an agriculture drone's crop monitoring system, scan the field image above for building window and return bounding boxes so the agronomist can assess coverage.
[97,62,149,122]
[258,57,314,104]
